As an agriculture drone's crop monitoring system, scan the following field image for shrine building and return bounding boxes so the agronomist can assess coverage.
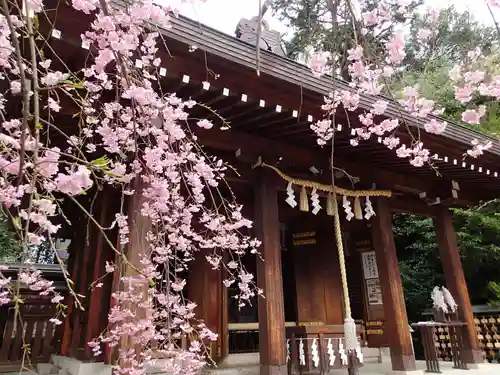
[1,2,500,375]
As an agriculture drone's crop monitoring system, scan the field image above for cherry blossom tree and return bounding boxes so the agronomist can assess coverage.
[0,0,499,374]
[0,0,260,374]
[307,0,500,164]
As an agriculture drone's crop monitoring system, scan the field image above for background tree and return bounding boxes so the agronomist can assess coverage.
[270,0,500,318]
[404,7,496,72]
[394,201,500,323]
[0,214,21,262]
[270,0,423,79]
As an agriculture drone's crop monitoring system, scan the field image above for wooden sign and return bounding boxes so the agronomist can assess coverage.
[366,279,383,305]
[365,320,385,336]
[361,251,379,279]
[366,329,384,335]
[297,321,324,326]
[292,231,317,247]
[366,321,383,327]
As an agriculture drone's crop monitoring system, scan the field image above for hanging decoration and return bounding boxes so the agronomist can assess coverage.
[299,338,306,366]
[311,188,321,215]
[338,338,348,366]
[353,197,363,220]
[299,186,309,212]
[257,162,392,222]
[256,161,392,367]
[355,343,364,364]
[286,182,297,208]
[327,192,335,216]
[343,195,354,221]
[364,196,375,220]
[327,338,335,366]
[311,338,320,367]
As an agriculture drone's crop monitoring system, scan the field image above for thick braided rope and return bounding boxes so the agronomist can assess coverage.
[260,161,383,348]
[331,190,352,318]
[261,163,392,198]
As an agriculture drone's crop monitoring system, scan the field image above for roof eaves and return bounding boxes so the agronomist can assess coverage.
[134,6,500,157]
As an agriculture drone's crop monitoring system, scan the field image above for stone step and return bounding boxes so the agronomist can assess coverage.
[218,353,259,368]
[204,365,260,375]
[36,363,58,375]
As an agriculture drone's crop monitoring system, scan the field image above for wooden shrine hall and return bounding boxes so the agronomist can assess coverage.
[3,1,500,375]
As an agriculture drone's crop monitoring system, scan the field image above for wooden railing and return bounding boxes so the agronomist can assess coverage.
[285,324,364,375]
[423,306,500,363]
[412,321,468,373]
[0,264,67,373]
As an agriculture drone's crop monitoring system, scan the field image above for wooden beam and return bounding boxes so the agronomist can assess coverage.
[389,196,439,218]
[371,198,417,372]
[196,128,483,204]
[433,208,483,365]
[254,169,287,375]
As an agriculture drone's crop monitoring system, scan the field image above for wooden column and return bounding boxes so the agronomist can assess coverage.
[433,208,483,365]
[84,189,117,359]
[371,197,416,372]
[107,178,152,365]
[125,177,152,277]
[254,170,286,375]
[188,251,226,363]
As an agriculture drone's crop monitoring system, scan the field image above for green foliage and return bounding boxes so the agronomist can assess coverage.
[487,281,500,306]
[0,214,21,262]
[271,0,500,317]
[395,55,500,136]
[392,214,443,321]
[394,201,500,321]
[405,7,496,72]
[269,0,422,78]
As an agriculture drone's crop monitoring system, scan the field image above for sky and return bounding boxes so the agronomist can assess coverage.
[175,0,500,39]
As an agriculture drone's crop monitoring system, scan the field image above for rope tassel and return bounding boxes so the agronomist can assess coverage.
[353,196,363,220]
[327,192,334,216]
[299,186,309,212]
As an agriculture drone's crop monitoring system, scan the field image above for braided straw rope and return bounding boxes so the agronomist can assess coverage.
[261,163,392,198]
[261,162,391,354]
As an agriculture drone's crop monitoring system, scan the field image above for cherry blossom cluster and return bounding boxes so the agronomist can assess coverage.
[308,0,500,167]
[0,0,259,373]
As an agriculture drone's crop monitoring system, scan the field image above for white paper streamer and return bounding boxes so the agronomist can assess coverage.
[355,343,364,363]
[364,196,375,219]
[327,338,335,366]
[343,195,354,221]
[311,338,319,367]
[299,338,306,366]
[311,188,321,215]
[338,338,348,365]
[286,182,297,208]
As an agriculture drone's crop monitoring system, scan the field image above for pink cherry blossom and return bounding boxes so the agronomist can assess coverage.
[308,52,329,78]
[362,10,379,26]
[417,28,432,41]
[424,119,447,135]
[462,106,486,125]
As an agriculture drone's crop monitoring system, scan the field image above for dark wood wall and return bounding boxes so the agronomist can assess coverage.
[288,215,344,325]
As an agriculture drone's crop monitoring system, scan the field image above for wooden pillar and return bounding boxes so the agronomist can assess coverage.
[254,170,286,375]
[433,208,483,365]
[371,197,416,372]
[107,178,152,366]
[188,251,226,363]
[84,189,117,359]
[125,178,152,277]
